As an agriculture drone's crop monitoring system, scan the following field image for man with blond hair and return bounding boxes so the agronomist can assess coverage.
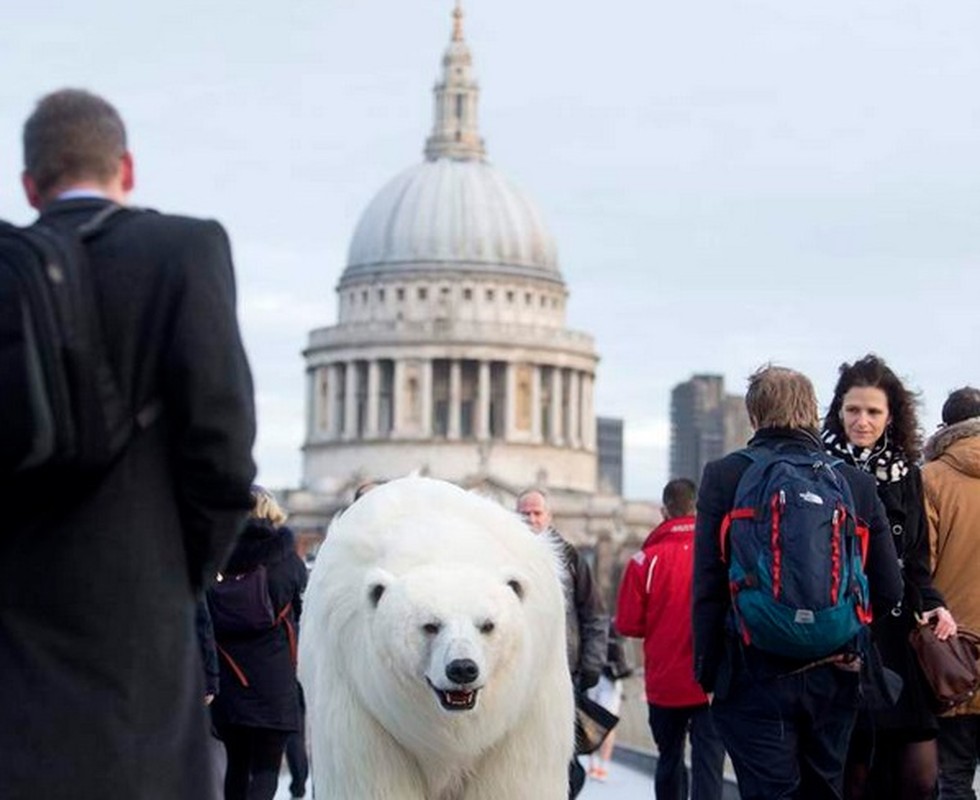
[0,89,255,799]
[692,366,903,799]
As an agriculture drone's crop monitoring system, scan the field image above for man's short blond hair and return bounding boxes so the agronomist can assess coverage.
[744,365,820,431]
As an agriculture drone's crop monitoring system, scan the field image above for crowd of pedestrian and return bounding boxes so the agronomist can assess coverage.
[2,86,978,800]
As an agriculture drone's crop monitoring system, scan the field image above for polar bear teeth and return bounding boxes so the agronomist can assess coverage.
[437,688,479,711]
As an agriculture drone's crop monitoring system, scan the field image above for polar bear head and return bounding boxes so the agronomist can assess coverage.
[299,476,569,763]
[364,563,528,718]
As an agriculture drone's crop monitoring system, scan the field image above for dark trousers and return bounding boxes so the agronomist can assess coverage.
[938,715,980,800]
[286,685,309,797]
[648,702,726,800]
[219,724,289,800]
[569,757,586,798]
[712,662,859,800]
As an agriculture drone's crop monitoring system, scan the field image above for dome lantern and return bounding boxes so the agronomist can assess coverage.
[424,2,486,162]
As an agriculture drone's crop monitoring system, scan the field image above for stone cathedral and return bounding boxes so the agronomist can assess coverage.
[285,4,655,603]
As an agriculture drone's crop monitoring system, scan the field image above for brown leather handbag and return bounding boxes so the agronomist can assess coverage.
[908,620,980,713]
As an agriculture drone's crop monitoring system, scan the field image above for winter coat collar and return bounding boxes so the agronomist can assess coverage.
[643,515,696,549]
[924,417,980,462]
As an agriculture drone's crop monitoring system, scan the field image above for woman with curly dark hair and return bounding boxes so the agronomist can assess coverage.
[822,354,957,800]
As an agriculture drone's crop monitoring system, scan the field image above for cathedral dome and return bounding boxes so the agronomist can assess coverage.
[340,3,561,288]
[343,158,560,284]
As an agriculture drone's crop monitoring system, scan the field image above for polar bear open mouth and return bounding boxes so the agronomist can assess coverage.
[427,679,480,711]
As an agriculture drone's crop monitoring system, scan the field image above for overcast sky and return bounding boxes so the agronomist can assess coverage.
[1,1,977,499]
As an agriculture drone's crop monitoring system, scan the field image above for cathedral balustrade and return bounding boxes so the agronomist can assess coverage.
[307,319,595,353]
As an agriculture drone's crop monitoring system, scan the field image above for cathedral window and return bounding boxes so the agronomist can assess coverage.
[418,287,428,300]
[396,287,405,301]
[463,288,472,301]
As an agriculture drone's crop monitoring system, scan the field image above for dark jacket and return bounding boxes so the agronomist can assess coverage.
[0,199,256,800]
[858,464,944,730]
[196,599,220,698]
[692,428,904,695]
[551,531,608,688]
[210,522,306,732]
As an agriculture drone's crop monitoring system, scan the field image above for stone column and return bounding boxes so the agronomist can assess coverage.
[550,367,563,446]
[343,360,357,440]
[477,360,491,440]
[530,364,542,443]
[392,359,405,437]
[366,359,380,439]
[420,359,433,438]
[569,370,581,448]
[581,372,595,450]
[504,361,516,440]
[448,359,461,440]
[306,367,317,442]
[328,363,341,438]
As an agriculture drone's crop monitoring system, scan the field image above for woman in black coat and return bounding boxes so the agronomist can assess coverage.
[208,487,307,800]
[822,355,957,800]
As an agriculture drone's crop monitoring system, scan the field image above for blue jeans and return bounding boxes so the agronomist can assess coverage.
[648,703,726,800]
[711,660,859,800]
[938,715,980,800]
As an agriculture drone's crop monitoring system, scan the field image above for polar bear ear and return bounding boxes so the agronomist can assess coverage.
[365,568,394,609]
[504,573,528,602]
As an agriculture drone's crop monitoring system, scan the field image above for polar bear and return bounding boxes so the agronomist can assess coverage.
[298,476,574,800]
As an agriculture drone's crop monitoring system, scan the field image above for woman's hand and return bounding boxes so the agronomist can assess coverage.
[922,606,958,640]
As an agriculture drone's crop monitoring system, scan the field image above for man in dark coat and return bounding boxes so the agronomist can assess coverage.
[517,488,607,799]
[692,365,903,799]
[0,89,256,799]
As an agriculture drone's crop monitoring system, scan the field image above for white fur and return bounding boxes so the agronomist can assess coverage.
[298,476,574,800]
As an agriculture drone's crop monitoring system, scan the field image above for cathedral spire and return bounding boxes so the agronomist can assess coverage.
[424,2,486,161]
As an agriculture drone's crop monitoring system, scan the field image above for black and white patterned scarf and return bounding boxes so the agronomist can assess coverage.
[821,429,909,484]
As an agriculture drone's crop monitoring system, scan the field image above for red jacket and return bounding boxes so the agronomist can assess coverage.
[615,515,708,707]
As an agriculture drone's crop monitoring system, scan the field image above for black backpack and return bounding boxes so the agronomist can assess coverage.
[0,205,157,476]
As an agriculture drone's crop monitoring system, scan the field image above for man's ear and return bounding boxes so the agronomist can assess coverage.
[21,172,42,210]
[120,151,135,194]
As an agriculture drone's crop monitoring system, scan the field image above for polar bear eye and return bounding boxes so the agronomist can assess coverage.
[506,579,524,600]
[422,622,441,635]
[479,621,495,635]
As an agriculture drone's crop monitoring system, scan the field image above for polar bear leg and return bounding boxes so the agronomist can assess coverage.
[308,686,428,800]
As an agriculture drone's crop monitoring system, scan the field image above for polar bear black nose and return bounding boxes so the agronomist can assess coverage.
[446,658,480,685]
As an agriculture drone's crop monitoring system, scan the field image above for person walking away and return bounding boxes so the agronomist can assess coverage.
[517,488,608,799]
[922,386,980,799]
[617,478,726,800]
[209,487,307,800]
[0,89,255,800]
[822,355,957,799]
[693,365,904,800]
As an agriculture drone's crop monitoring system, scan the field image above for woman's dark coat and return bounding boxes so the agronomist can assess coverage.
[209,522,306,732]
[861,466,945,732]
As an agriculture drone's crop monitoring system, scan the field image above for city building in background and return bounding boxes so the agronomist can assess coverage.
[282,4,656,606]
[669,374,752,484]
[597,417,624,496]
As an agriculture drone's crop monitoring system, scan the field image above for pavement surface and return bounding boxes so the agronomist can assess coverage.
[274,762,651,798]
